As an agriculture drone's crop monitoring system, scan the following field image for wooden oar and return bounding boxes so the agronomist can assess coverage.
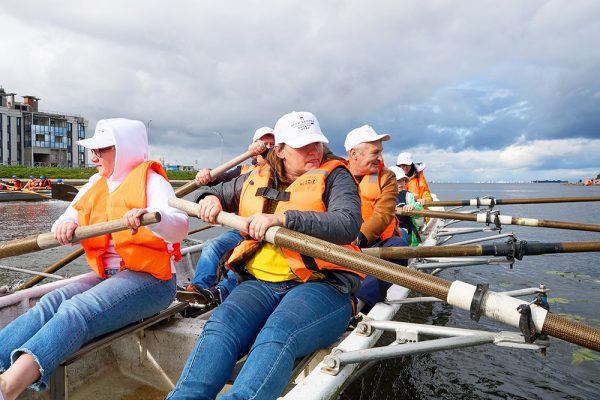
[361,241,600,260]
[52,183,80,202]
[423,196,600,207]
[0,213,161,260]
[2,183,52,199]
[174,150,254,198]
[397,208,600,233]
[18,247,85,290]
[169,197,600,352]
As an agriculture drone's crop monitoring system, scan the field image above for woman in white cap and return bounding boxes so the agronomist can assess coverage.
[389,165,424,246]
[168,111,363,400]
[396,151,433,205]
[0,118,188,400]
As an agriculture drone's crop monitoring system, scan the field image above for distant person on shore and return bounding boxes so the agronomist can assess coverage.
[185,127,274,306]
[37,176,51,190]
[23,176,38,190]
[396,152,432,205]
[0,118,188,400]
[389,165,424,246]
[9,176,23,191]
[56,178,64,185]
[344,125,408,313]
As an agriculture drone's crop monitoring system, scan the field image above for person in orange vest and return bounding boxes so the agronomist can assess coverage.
[396,151,433,205]
[167,111,362,400]
[37,175,51,189]
[9,175,23,190]
[344,125,409,313]
[186,127,274,306]
[23,175,38,190]
[0,118,188,399]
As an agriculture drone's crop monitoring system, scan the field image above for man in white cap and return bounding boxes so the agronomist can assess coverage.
[345,125,408,312]
[186,127,274,306]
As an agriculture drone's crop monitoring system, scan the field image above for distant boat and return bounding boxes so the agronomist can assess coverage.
[0,190,52,202]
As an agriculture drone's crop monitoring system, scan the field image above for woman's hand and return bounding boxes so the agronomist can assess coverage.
[401,204,415,212]
[245,213,284,241]
[248,141,267,156]
[54,221,78,245]
[124,208,148,235]
[195,168,213,186]
[417,198,426,206]
[197,195,223,224]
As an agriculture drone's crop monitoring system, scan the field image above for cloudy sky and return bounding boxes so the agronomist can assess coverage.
[2,1,599,182]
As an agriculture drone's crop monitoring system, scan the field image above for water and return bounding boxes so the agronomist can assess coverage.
[1,184,599,399]
[341,183,600,400]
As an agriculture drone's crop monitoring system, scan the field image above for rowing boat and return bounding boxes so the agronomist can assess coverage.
[0,190,52,202]
[0,197,447,399]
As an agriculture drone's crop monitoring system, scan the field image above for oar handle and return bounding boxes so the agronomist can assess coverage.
[174,150,254,198]
[169,198,248,232]
[423,196,600,207]
[0,212,161,260]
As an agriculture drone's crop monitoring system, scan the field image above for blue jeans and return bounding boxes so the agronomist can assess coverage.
[167,279,352,400]
[356,235,408,306]
[192,230,243,299]
[0,270,176,391]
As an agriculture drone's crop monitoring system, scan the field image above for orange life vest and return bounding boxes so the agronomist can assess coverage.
[240,164,255,174]
[359,163,399,241]
[227,159,364,281]
[73,161,181,280]
[406,170,432,202]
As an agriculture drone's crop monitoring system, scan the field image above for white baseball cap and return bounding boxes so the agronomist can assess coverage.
[252,126,274,142]
[396,152,413,166]
[388,165,408,181]
[77,120,117,149]
[344,125,390,152]
[274,111,329,148]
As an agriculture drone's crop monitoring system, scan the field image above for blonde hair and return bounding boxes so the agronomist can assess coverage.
[266,143,339,185]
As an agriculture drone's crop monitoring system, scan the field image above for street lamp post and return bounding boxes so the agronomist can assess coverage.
[213,131,224,163]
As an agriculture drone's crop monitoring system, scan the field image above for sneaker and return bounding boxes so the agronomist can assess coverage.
[185,284,222,307]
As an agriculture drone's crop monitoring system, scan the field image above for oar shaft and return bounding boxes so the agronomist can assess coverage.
[18,247,85,290]
[399,209,600,233]
[175,151,253,198]
[423,196,600,207]
[0,264,64,280]
[169,198,600,352]
[0,213,161,260]
[362,241,600,259]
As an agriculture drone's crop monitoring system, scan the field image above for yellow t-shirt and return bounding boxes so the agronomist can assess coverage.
[245,243,296,282]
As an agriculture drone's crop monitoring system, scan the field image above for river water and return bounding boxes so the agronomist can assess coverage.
[1,183,599,399]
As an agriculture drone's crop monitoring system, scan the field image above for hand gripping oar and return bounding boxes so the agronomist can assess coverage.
[174,150,254,198]
[0,212,161,260]
[423,196,600,207]
[397,208,600,233]
[169,197,600,352]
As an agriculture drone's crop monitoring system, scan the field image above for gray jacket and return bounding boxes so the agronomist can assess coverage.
[195,164,363,293]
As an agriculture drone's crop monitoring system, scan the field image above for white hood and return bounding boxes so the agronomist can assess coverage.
[100,118,148,183]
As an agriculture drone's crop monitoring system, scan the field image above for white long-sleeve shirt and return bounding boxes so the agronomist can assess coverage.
[52,171,189,272]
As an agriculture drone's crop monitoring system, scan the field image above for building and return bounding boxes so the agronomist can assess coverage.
[0,86,88,167]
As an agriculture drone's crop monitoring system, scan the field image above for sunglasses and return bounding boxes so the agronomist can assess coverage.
[91,146,115,158]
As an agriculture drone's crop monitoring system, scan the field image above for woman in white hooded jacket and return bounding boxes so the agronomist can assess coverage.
[0,118,188,400]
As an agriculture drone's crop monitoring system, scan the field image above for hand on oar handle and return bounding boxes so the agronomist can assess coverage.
[248,140,266,156]
[123,208,148,235]
[54,221,79,245]
[195,168,213,186]
[197,195,223,224]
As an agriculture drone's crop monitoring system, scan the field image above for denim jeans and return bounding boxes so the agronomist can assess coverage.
[167,279,352,400]
[193,230,243,300]
[0,270,176,391]
[356,235,408,306]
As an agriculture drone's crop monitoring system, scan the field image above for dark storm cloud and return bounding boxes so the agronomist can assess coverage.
[1,0,599,180]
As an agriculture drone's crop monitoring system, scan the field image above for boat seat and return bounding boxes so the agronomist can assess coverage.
[48,302,189,400]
